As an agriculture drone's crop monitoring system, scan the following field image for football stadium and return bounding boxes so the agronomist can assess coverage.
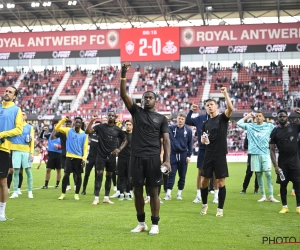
[0,0,300,249]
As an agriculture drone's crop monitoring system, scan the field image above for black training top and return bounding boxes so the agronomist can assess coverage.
[93,123,126,159]
[202,113,229,157]
[270,124,300,167]
[118,132,132,159]
[128,103,169,157]
[88,132,98,159]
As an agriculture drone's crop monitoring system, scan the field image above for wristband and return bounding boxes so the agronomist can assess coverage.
[120,78,126,81]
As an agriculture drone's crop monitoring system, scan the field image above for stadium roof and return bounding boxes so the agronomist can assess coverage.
[0,0,300,32]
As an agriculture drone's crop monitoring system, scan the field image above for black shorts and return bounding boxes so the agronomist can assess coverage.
[64,157,84,175]
[0,150,10,178]
[96,155,116,172]
[47,156,62,170]
[197,149,205,169]
[201,155,229,179]
[276,163,300,184]
[130,155,163,187]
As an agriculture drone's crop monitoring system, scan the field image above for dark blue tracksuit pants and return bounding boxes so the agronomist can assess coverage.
[167,151,188,190]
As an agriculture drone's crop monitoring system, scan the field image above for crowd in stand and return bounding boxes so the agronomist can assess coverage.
[1,62,300,119]
[0,68,18,87]
[79,66,120,114]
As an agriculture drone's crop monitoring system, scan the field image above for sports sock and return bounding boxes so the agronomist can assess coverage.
[7,173,12,189]
[56,180,60,186]
[196,189,201,197]
[151,216,160,225]
[75,175,82,194]
[62,174,70,194]
[137,213,145,222]
[104,175,112,196]
[201,187,208,204]
[214,189,219,199]
[177,190,182,196]
[44,180,49,187]
[256,172,265,196]
[94,172,103,197]
[25,168,33,192]
[112,172,117,187]
[13,169,20,192]
[293,181,300,207]
[18,172,23,188]
[0,202,6,216]
[264,171,273,197]
[166,189,172,196]
[218,186,226,209]
[280,183,288,206]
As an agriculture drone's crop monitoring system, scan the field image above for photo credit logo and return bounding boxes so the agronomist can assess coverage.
[262,236,300,245]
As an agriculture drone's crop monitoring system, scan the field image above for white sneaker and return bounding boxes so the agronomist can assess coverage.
[103,198,114,204]
[144,197,150,204]
[119,194,124,201]
[269,197,280,203]
[176,195,183,200]
[149,225,159,235]
[213,197,218,203]
[92,198,99,205]
[0,215,7,221]
[9,193,18,199]
[125,194,132,200]
[66,185,71,191]
[210,190,215,194]
[131,223,148,233]
[159,198,163,204]
[110,192,120,198]
[18,188,22,195]
[258,196,267,202]
[28,193,34,199]
[163,195,171,200]
[113,186,117,192]
[201,204,208,215]
[193,196,201,203]
[216,208,223,217]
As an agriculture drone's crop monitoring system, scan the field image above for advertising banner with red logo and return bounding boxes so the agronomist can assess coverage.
[120,27,180,62]
[0,30,119,53]
[181,23,300,47]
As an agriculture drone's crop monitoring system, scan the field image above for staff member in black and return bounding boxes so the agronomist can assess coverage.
[81,121,100,195]
[270,109,300,214]
[120,63,171,235]
[85,112,127,205]
[117,120,133,201]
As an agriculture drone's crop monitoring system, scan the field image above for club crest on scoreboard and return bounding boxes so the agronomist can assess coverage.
[126,41,134,54]
[162,40,177,54]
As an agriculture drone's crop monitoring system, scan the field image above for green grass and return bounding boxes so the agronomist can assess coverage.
[1,162,300,250]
